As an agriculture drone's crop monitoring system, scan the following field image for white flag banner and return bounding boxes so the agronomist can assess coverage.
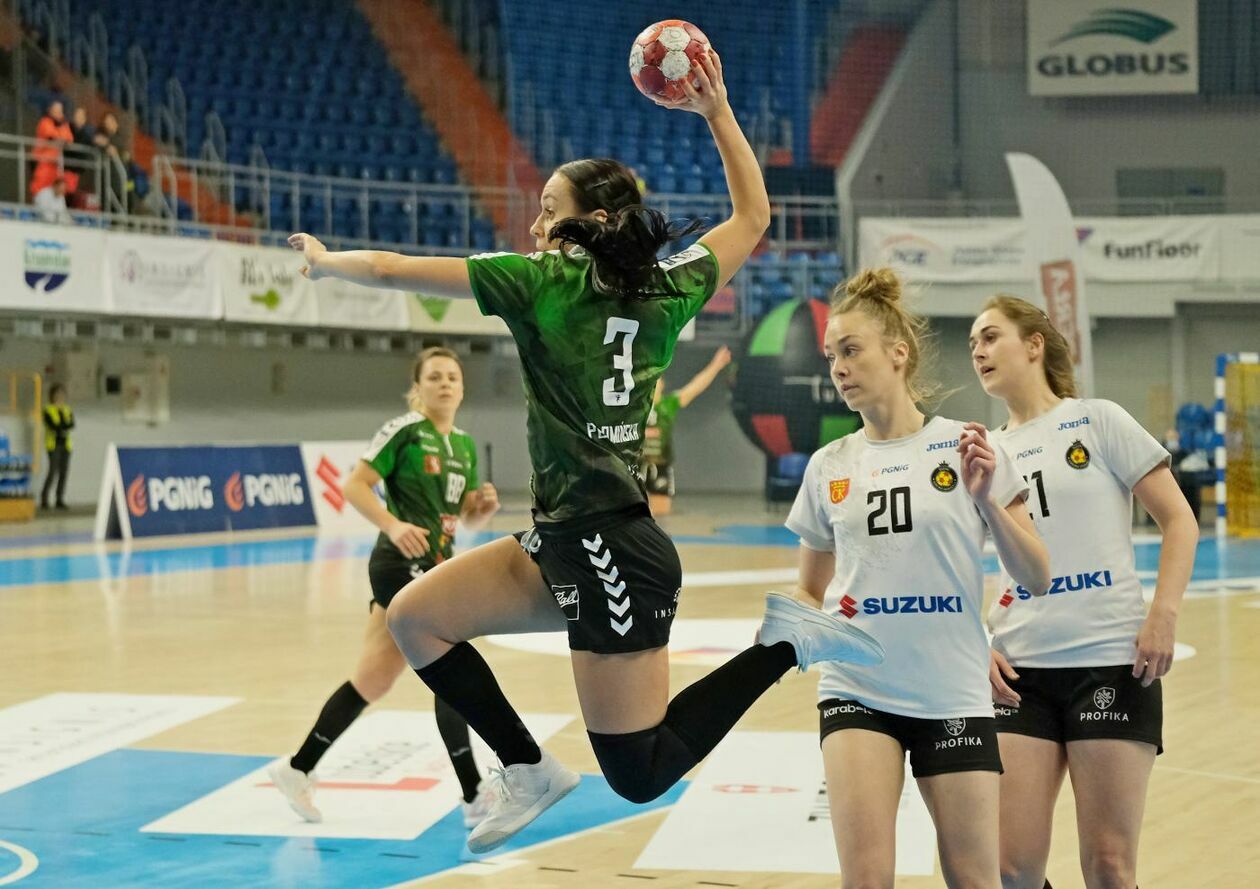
[1076,215,1220,281]
[299,440,378,534]
[1026,0,1199,96]
[0,219,108,313]
[315,277,410,330]
[405,292,511,336]
[105,232,222,319]
[220,243,320,325]
[1007,152,1095,395]
[858,217,1029,282]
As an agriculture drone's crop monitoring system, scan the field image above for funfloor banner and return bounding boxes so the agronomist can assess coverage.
[104,232,222,319]
[860,214,1235,284]
[219,243,320,326]
[96,443,322,539]
[0,218,107,313]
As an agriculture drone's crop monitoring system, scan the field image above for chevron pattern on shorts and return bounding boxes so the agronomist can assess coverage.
[582,533,633,636]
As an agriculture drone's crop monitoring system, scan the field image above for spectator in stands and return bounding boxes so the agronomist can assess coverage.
[95,112,139,212]
[69,106,99,205]
[31,100,79,197]
[70,105,95,149]
[33,176,72,225]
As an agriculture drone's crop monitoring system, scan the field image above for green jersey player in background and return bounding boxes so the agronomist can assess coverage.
[640,344,732,516]
[288,49,882,854]
[269,348,501,829]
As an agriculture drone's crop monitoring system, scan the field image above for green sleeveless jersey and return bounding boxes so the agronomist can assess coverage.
[363,412,479,565]
[641,392,682,467]
[466,243,718,523]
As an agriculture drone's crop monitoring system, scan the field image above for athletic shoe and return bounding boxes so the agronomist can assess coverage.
[268,760,322,823]
[461,780,494,829]
[758,592,885,670]
[466,751,580,853]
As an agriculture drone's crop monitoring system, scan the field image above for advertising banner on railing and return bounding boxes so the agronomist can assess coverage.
[1075,215,1219,281]
[220,243,321,326]
[1219,215,1260,282]
[98,444,225,539]
[405,292,511,335]
[859,218,1028,282]
[105,232,222,319]
[315,278,411,330]
[1027,0,1199,97]
[860,215,1230,283]
[0,219,108,313]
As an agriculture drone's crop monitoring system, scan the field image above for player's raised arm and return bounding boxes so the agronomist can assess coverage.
[652,50,770,291]
[289,232,475,299]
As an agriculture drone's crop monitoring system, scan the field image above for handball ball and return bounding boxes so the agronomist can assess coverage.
[629,20,712,101]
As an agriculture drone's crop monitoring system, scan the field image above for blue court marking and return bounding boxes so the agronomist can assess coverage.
[0,748,683,888]
[0,531,94,551]
[2,525,1259,590]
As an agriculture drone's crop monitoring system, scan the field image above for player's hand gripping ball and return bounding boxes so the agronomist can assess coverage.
[629,20,713,100]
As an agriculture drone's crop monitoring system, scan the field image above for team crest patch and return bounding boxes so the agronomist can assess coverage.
[829,479,851,504]
[423,454,442,475]
[551,584,580,620]
[944,718,967,737]
[930,462,958,492]
[1066,440,1090,470]
[1093,686,1115,710]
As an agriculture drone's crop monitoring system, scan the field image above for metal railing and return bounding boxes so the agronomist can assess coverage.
[0,132,127,214]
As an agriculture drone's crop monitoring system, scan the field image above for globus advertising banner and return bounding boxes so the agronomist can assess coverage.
[1027,0,1198,96]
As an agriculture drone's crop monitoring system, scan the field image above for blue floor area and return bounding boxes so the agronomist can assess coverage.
[1,525,1258,590]
[0,531,94,551]
[0,749,683,888]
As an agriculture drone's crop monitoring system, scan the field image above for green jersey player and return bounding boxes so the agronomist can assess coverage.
[269,348,501,829]
[288,48,881,853]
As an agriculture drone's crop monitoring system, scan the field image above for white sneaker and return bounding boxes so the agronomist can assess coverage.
[466,750,580,853]
[268,760,322,823]
[461,780,495,829]
[758,592,885,670]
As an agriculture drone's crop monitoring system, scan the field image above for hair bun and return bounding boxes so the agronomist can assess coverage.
[844,267,903,304]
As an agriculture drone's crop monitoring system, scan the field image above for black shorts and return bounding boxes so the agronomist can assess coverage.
[514,507,680,654]
[819,699,1003,778]
[641,462,675,497]
[367,545,431,609]
[993,664,1163,753]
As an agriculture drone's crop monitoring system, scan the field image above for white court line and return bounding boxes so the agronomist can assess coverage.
[0,840,38,886]
[1161,766,1260,786]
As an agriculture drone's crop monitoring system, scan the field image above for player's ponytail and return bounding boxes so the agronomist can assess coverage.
[983,295,1078,398]
[831,267,942,405]
[549,158,704,298]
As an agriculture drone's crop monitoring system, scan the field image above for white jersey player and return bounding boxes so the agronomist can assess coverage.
[970,295,1198,889]
[787,270,1049,889]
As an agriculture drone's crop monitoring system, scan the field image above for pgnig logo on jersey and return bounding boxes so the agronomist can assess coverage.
[930,461,958,492]
[1066,439,1091,469]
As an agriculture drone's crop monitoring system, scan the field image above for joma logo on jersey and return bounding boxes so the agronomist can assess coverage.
[586,422,641,444]
[861,595,963,615]
[1016,447,1044,459]
[927,438,960,452]
[1057,417,1091,431]
[1016,570,1113,599]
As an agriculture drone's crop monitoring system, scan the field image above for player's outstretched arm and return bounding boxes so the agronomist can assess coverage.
[652,50,770,291]
[676,345,733,408]
[289,233,475,299]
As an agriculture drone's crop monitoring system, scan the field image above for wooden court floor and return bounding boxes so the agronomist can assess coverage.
[1,499,1258,887]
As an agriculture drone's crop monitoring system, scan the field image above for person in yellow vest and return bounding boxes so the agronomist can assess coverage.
[42,383,74,510]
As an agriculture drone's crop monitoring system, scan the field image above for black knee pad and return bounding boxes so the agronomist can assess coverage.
[588,723,699,804]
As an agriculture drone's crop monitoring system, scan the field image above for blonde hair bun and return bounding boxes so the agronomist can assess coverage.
[844,267,903,304]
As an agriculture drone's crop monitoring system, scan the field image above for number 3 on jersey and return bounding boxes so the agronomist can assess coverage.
[602,317,640,407]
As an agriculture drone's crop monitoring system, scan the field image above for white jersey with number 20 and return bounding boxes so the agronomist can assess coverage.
[787,416,1027,720]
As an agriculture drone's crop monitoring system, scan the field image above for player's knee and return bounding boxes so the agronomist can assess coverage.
[1081,847,1134,889]
[999,858,1046,889]
[839,870,894,889]
[587,729,670,804]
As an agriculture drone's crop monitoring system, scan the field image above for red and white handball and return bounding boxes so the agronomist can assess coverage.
[628,19,713,101]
